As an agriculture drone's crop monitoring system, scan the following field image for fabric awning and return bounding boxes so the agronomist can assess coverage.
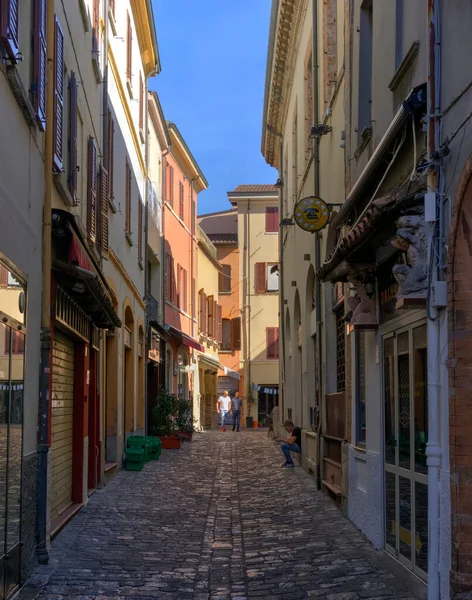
[198,353,220,370]
[165,325,204,352]
[222,366,240,380]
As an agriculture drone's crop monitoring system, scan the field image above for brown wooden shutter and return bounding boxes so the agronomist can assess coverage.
[107,110,115,203]
[92,0,99,52]
[125,159,131,233]
[213,300,217,339]
[164,253,169,301]
[217,304,223,343]
[191,197,196,235]
[68,72,78,199]
[53,17,64,172]
[162,155,167,202]
[169,166,174,207]
[255,263,266,293]
[33,0,47,130]
[232,317,241,350]
[266,207,279,232]
[191,278,196,319]
[207,295,214,336]
[0,0,19,61]
[219,264,231,292]
[179,182,184,220]
[183,270,188,313]
[170,256,175,304]
[274,327,280,359]
[87,137,97,243]
[139,73,144,132]
[99,165,109,258]
[0,265,8,287]
[198,289,203,331]
[266,328,275,359]
[202,292,207,333]
[138,196,143,262]
[177,264,182,308]
[126,11,132,83]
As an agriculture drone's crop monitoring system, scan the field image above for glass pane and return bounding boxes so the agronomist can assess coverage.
[415,481,428,573]
[6,330,24,551]
[413,325,428,474]
[0,323,9,554]
[384,337,395,465]
[399,476,412,561]
[397,332,411,470]
[385,471,396,548]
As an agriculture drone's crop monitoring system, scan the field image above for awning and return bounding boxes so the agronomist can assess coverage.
[198,353,220,370]
[222,366,240,381]
[165,325,204,352]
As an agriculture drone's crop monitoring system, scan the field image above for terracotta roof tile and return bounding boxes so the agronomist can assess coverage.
[232,184,278,193]
[207,233,238,244]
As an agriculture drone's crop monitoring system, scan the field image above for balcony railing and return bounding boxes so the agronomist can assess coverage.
[146,294,159,325]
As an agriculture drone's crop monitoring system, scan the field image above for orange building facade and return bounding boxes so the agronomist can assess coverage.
[163,123,208,398]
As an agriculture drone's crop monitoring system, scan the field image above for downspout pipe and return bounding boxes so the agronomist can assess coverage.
[278,139,285,418]
[312,0,323,492]
[426,1,442,598]
[37,0,55,564]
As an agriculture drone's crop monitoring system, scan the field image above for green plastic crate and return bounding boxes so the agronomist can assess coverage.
[127,435,146,448]
[126,460,144,471]
[126,447,144,461]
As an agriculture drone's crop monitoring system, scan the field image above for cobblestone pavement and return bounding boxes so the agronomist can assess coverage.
[16,430,427,600]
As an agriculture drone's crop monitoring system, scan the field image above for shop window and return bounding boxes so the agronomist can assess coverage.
[335,307,345,392]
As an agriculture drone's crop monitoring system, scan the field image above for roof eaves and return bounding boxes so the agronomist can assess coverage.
[167,121,209,189]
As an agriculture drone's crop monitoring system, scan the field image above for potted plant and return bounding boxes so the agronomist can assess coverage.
[149,387,182,449]
[175,397,196,441]
[245,385,257,429]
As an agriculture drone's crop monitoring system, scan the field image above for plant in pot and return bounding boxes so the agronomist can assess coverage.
[149,387,182,449]
[245,385,257,429]
[175,397,196,441]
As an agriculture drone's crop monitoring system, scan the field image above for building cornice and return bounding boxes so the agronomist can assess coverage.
[130,0,161,77]
[261,0,307,168]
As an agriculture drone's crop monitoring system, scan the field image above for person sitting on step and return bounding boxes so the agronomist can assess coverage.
[276,420,302,467]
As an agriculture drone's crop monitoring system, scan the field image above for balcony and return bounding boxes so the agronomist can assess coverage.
[146,294,159,325]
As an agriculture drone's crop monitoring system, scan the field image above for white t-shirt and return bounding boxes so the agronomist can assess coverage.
[218,395,231,411]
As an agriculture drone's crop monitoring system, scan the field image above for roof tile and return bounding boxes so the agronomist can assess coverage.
[232,184,278,193]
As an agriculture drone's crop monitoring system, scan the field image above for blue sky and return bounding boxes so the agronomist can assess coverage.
[150,0,277,215]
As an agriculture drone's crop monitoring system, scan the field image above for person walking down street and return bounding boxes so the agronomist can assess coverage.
[230,391,243,432]
[217,391,231,431]
[276,420,302,467]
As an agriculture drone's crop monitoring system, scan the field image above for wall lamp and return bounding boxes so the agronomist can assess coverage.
[280,218,294,227]
[310,124,332,139]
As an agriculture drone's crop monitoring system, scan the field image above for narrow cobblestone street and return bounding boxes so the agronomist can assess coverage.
[17,431,427,600]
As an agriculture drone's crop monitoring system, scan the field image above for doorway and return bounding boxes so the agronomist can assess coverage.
[0,323,25,599]
[383,320,428,578]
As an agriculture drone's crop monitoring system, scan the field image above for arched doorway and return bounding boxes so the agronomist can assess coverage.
[448,156,472,595]
[123,305,135,440]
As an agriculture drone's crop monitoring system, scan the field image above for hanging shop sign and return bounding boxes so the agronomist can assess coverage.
[294,196,330,232]
[148,328,161,363]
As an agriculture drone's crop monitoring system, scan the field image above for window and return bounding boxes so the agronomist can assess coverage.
[87,136,97,242]
[355,330,366,446]
[4,329,24,355]
[255,262,278,293]
[107,110,115,204]
[164,253,169,301]
[304,48,313,161]
[335,306,346,392]
[266,264,279,292]
[198,289,207,333]
[207,295,215,337]
[323,0,337,106]
[68,72,78,200]
[265,207,279,233]
[125,158,132,235]
[266,327,279,360]
[179,181,184,221]
[177,264,182,309]
[219,264,231,293]
[222,319,231,351]
[182,269,187,313]
[99,164,109,258]
[126,11,132,86]
[358,0,373,142]
[33,0,47,130]
[138,196,143,263]
[53,17,64,172]
[0,0,19,62]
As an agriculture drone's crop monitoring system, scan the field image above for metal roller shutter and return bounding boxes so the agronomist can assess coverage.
[50,331,75,519]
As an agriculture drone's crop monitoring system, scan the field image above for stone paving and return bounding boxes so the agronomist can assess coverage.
[16,430,427,600]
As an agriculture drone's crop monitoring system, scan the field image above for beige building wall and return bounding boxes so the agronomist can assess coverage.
[227,188,280,425]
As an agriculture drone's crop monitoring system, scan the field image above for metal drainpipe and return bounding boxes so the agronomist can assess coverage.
[144,70,160,435]
[36,0,55,564]
[426,0,442,597]
[278,139,285,417]
[312,0,323,491]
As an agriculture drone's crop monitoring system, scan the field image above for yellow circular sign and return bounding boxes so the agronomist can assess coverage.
[293,196,330,232]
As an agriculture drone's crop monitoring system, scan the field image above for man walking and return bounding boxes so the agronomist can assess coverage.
[230,391,243,432]
[276,420,302,467]
[217,390,231,431]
